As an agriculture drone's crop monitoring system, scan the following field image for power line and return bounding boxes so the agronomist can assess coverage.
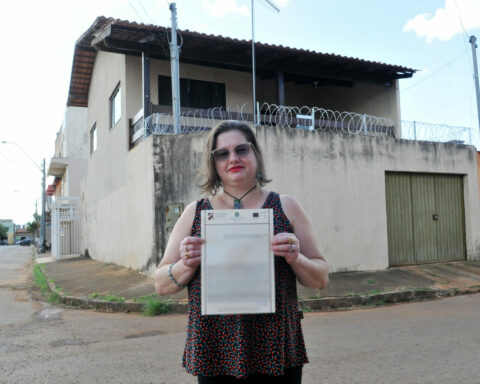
[401,50,466,94]
[0,150,21,167]
[454,0,469,38]
[454,0,474,73]
[128,0,145,23]
[137,0,154,24]
[258,0,280,12]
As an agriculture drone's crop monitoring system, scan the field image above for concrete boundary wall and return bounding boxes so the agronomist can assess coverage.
[152,127,480,273]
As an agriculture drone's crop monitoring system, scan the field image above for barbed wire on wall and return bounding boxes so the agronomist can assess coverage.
[130,102,477,148]
[401,120,478,145]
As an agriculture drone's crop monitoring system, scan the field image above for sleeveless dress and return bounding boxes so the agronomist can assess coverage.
[183,191,308,378]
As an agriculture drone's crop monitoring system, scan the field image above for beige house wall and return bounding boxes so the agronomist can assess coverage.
[63,107,89,159]
[150,128,480,274]
[54,126,64,157]
[81,51,156,271]
[257,128,480,271]
[284,80,400,122]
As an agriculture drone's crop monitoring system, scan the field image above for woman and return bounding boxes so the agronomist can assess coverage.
[154,120,329,383]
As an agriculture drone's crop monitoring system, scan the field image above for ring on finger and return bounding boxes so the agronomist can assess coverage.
[185,251,190,259]
[287,235,296,245]
[289,244,295,253]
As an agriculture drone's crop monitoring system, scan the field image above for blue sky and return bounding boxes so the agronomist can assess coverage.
[1,0,479,224]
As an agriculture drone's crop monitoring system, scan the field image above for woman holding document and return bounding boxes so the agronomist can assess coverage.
[155,120,329,383]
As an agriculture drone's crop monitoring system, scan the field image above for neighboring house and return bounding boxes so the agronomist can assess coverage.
[46,106,88,258]
[14,228,32,242]
[62,16,479,274]
[48,107,89,197]
[0,219,15,245]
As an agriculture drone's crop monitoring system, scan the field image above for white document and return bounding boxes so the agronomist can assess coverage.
[201,209,275,315]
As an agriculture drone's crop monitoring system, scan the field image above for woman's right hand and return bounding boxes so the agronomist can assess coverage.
[180,236,204,268]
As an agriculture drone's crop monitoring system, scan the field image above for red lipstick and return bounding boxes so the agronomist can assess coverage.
[229,166,243,173]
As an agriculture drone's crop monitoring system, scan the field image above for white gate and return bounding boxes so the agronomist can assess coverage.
[52,197,81,260]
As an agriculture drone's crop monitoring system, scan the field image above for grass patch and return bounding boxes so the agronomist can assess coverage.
[49,291,61,304]
[134,294,159,303]
[301,306,312,313]
[365,279,376,284]
[98,295,125,302]
[89,292,99,299]
[142,297,171,316]
[33,264,49,293]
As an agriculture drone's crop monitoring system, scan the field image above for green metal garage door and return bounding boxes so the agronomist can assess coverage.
[385,173,466,266]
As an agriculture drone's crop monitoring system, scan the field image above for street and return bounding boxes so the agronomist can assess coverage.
[1,246,479,384]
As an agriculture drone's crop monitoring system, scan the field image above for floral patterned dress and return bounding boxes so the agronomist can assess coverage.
[183,191,308,378]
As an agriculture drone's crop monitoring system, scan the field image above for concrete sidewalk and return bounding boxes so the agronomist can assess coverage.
[35,254,480,313]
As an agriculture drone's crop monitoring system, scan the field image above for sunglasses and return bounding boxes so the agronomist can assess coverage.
[211,142,253,162]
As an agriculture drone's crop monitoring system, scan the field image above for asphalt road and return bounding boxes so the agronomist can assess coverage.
[1,246,479,384]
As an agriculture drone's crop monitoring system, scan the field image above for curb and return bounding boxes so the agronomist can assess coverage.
[41,275,480,314]
[36,261,480,315]
[299,286,480,311]
[39,264,190,314]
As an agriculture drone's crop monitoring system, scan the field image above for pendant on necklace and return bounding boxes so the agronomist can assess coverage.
[223,185,257,210]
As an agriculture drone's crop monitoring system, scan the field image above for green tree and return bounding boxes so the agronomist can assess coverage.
[27,213,40,240]
[0,223,8,241]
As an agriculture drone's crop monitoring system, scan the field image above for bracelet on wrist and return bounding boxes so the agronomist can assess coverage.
[168,262,186,288]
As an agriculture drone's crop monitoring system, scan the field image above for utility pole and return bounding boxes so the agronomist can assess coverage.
[41,159,46,246]
[251,0,256,125]
[469,35,480,132]
[251,0,279,126]
[169,2,181,134]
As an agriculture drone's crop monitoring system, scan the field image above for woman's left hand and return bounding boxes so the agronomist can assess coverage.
[271,233,300,264]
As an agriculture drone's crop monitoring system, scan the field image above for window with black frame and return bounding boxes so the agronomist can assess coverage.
[158,75,226,109]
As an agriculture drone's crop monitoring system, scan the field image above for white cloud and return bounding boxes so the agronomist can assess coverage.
[403,0,480,42]
[201,0,249,18]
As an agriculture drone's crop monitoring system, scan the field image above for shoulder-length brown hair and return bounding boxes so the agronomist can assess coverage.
[197,120,271,195]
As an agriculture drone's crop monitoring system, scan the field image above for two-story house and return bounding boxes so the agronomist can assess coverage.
[61,16,479,274]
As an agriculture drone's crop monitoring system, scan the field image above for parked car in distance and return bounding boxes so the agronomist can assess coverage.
[0,240,8,246]
[19,239,32,246]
